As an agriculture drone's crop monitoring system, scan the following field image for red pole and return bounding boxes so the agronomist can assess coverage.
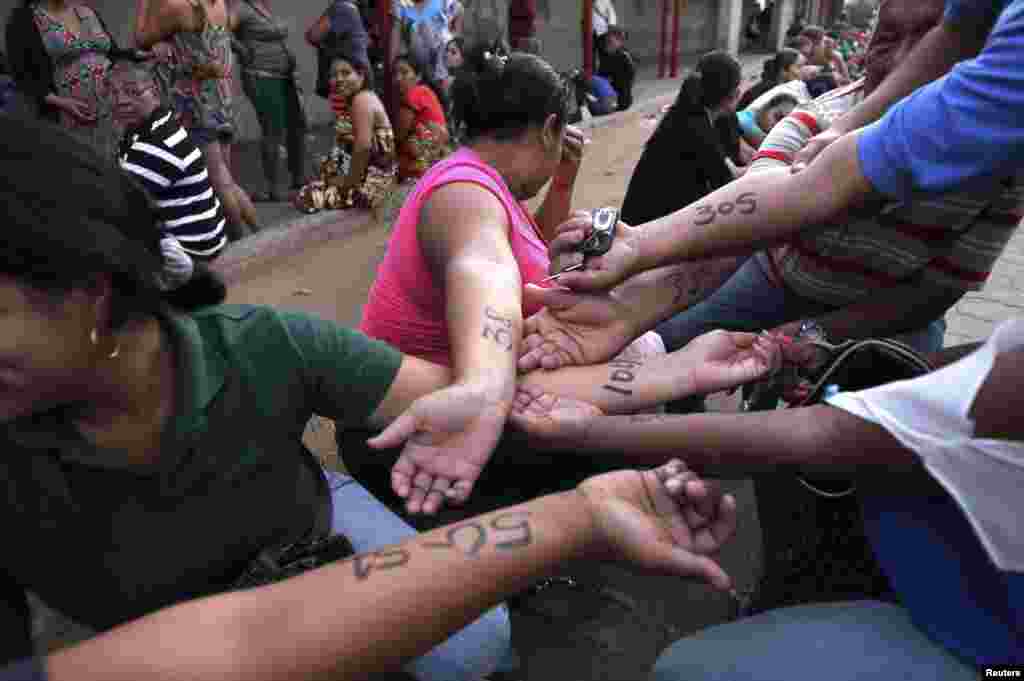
[669,0,683,78]
[583,0,595,80]
[658,0,670,78]
[378,0,395,122]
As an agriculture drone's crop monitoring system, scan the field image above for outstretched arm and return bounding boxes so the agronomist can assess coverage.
[46,462,736,681]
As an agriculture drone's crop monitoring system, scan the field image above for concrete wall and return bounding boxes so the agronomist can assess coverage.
[1,0,740,142]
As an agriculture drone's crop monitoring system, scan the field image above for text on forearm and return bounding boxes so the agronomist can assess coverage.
[602,357,644,396]
[351,512,534,581]
[482,306,515,351]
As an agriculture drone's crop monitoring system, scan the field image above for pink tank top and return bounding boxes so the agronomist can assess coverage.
[361,148,551,366]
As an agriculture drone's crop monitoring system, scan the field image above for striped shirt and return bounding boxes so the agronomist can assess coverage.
[118,107,227,259]
[748,79,1021,306]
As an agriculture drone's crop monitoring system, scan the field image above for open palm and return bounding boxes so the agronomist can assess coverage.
[578,460,738,590]
[681,330,788,396]
[518,284,638,372]
[368,384,508,515]
[509,386,604,448]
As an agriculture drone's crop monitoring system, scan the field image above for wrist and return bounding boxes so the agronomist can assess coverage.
[565,488,612,561]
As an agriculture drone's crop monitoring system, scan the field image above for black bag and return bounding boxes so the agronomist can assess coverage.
[743,337,934,615]
[232,533,355,590]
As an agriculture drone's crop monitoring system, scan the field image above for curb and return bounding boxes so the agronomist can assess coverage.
[212,209,376,285]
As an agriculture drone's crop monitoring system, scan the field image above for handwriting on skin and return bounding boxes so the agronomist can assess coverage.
[603,357,643,396]
[693,192,758,227]
[482,306,514,351]
[351,512,534,580]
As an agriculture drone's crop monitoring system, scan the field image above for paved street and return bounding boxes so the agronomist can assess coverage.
[30,53,1024,680]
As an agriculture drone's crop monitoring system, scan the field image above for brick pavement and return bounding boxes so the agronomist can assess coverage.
[947,226,1024,345]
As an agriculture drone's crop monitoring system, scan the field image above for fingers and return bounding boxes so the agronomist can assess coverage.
[549,217,590,273]
[367,409,419,450]
[406,470,436,514]
[522,283,581,312]
[422,476,452,515]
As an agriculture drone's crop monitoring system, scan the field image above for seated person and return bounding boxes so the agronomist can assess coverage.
[393,52,450,182]
[295,51,398,214]
[735,92,799,151]
[512,326,1024,675]
[110,60,227,266]
[737,48,806,111]
[586,73,618,116]
[0,113,510,681]
[621,52,743,226]
[597,25,635,111]
[800,25,841,97]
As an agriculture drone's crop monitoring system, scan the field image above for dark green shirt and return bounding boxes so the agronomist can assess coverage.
[0,305,401,663]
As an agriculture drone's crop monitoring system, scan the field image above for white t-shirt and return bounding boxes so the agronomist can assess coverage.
[828,318,1024,573]
[744,79,812,117]
[593,0,617,36]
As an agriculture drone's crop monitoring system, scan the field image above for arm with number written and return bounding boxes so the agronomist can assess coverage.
[370,182,524,515]
[44,462,736,681]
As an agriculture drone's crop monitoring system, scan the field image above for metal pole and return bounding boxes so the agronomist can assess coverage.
[670,0,684,78]
[378,0,395,122]
[658,0,670,78]
[583,0,595,81]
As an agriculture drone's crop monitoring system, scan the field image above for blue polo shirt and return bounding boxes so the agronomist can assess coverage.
[858,0,1024,200]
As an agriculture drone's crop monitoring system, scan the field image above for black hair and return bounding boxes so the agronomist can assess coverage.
[801,25,826,44]
[452,46,570,142]
[328,50,374,92]
[394,51,447,110]
[0,115,226,328]
[677,51,741,111]
[760,48,802,85]
[446,37,466,59]
[761,92,799,111]
[648,51,740,152]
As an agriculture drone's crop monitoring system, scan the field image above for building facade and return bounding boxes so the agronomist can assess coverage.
[2,0,816,142]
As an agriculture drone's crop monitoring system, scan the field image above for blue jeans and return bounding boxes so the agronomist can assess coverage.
[326,472,513,681]
[655,256,947,355]
[650,601,974,680]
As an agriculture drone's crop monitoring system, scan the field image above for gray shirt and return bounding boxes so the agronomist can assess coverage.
[233,0,294,76]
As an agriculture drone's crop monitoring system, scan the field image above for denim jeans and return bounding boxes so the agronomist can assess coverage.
[326,472,513,681]
[655,256,947,355]
[650,601,974,681]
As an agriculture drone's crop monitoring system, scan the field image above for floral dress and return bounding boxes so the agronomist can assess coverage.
[294,98,398,213]
[32,5,117,161]
[154,0,236,139]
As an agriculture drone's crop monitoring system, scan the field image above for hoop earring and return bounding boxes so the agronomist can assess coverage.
[89,327,121,360]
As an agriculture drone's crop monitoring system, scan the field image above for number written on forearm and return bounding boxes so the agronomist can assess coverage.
[693,192,758,227]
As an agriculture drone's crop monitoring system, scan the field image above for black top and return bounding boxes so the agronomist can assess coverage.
[5,5,132,122]
[598,48,636,111]
[621,83,733,226]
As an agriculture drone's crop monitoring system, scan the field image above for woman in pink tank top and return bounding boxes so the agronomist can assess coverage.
[350,50,797,522]
[361,52,579,368]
